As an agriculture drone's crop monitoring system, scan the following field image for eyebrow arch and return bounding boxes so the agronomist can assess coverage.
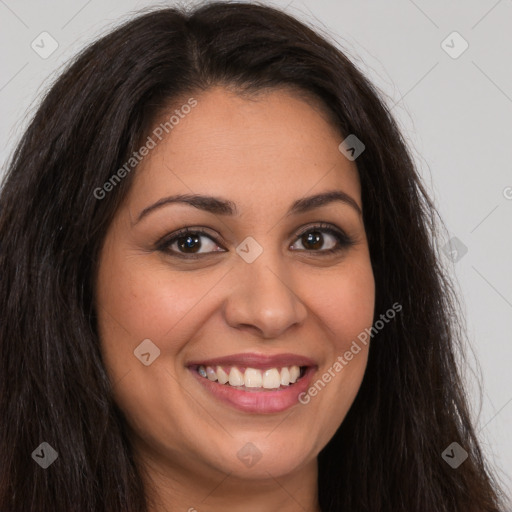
[287,190,362,217]
[135,190,362,224]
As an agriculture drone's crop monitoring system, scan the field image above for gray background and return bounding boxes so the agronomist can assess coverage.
[1,0,511,500]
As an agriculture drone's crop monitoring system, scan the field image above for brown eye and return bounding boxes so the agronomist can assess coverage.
[157,228,225,258]
[291,223,355,254]
[156,223,355,260]
[176,233,202,254]
[300,230,325,250]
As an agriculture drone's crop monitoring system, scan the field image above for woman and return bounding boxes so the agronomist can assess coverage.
[0,2,505,511]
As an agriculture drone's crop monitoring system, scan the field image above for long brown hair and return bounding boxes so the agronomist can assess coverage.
[0,2,505,510]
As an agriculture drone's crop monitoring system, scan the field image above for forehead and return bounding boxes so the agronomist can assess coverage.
[125,86,361,215]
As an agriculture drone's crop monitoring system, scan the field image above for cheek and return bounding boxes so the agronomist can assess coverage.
[312,258,375,347]
[299,258,374,440]
[330,263,375,383]
[96,251,210,353]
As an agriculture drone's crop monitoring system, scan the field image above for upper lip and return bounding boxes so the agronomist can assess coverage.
[187,352,317,369]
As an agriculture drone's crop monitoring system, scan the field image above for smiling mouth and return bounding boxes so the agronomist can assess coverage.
[191,364,308,392]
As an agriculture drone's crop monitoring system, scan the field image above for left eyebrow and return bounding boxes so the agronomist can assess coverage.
[285,190,362,217]
[134,189,362,225]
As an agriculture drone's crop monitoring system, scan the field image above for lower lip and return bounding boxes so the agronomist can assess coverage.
[190,366,316,414]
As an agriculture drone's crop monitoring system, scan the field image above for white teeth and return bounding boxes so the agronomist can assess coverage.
[280,367,290,386]
[196,364,305,389]
[289,365,300,383]
[244,368,263,387]
[228,367,244,387]
[262,368,281,389]
[216,366,229,384]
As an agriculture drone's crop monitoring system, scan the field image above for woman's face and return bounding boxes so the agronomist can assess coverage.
[95,86,375,485]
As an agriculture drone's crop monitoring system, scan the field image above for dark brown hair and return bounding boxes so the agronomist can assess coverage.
[0,2,506,510]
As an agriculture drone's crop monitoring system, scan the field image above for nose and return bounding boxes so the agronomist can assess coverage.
[223,250,308,339]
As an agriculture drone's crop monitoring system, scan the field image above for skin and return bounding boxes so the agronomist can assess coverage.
[95,86,375,512]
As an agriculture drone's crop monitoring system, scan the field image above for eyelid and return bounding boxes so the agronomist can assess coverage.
[294,221,343,239]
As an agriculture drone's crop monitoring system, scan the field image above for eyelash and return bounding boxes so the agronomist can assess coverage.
[155,222,356,260]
